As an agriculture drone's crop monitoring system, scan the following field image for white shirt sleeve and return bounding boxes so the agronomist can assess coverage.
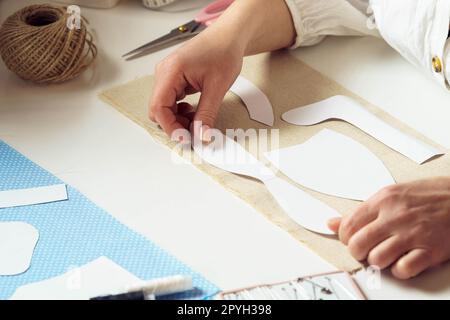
[284,0,450,88]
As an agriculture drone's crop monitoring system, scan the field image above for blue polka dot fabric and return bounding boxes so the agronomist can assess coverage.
[0,141,219,299]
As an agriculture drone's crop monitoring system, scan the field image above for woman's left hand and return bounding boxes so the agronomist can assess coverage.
[328,177,450,279]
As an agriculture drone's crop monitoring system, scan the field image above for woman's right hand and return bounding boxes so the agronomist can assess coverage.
[148,0,296,142]
[148,27,244,142]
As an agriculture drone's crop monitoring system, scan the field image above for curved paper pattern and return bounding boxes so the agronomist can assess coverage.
[230,76,274,126]
[265,129,395,201]
[194,131,339,235]
[264,177,341,235]
[193,131,271,180]
[282,95,442,164]
[0,222,39,276]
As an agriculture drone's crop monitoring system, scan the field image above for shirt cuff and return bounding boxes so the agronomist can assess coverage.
[444,39,450,89]
[371,0,450,88]
[284,0,378,49]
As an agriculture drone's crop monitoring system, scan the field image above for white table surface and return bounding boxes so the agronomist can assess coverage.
[1,0,450,300]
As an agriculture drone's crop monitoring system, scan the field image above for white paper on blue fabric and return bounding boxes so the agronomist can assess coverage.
[11,257,143,300]
[0,222,39,276]
[0,141,218,300]
[0,184,67,209]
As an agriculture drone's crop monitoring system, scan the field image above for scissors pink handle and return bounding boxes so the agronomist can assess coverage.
[195,0,234,26]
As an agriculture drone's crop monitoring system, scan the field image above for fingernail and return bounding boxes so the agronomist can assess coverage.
[179,133,191,145]
[327,217,341,233]
[201,125,211,143]
[171,128,191,144]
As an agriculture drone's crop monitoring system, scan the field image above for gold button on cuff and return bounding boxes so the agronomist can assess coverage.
[178,25,188,33]
[432,56,443,73]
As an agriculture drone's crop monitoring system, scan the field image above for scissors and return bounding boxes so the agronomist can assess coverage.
[123,0,235,60]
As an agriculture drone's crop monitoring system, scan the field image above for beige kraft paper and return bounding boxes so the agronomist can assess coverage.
[100,52,449,272]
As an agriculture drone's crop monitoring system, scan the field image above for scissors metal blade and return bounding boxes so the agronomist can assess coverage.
[122,20,205,58]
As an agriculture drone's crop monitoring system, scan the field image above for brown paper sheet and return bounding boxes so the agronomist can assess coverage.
[100,52,449,272]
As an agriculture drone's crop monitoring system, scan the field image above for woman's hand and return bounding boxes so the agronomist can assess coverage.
[148,0,296,141]
[329,177,450,279]
[149,29,244,142]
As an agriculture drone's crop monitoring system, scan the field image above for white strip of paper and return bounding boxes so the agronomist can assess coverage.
[0,184,68,209]
[230,76,275,126]
[282,95,443,164]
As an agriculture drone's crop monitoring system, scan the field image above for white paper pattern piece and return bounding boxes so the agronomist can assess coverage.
[282,95,443,164]
[265,129,395,201]
[0,184,68,209]
[229,76,274,126]
[0,222,39,276]
[10,257,144,300]
[193,130,339,235]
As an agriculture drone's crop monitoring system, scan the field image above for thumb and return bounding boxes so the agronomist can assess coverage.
[193,81,228,142]
[327,217,342,234]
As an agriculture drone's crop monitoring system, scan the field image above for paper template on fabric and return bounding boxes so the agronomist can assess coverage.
[193,130,339,235]
[0,140,218,300]
[282,95,443,164]
[229,76,274,126]
[265,129,395,201]
[100,53,450,272]
[0,184,68,209]
[0,222,39,276]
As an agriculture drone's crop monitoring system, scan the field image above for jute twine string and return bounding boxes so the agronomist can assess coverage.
[0,4,97,84]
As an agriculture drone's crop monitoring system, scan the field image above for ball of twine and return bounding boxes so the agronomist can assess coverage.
[0,4,97,84]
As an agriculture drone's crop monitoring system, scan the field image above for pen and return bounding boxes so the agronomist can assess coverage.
[91,275,193,300]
